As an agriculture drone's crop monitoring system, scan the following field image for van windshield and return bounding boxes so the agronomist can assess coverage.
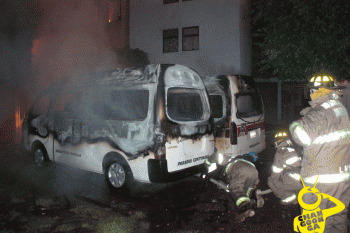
[93,90,149,121]
[167,88,205,121]
[236,92,263,118]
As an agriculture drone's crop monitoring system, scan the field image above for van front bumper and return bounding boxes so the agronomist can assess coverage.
[148,159,206,183]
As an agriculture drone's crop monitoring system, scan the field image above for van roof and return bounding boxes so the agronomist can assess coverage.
[46,65,160,92]
[47,64,200,93]
[203,75,258,93]
[95,64,160,86]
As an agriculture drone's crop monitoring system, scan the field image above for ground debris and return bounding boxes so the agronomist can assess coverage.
[33,195,70,216]
[189,202,227,213]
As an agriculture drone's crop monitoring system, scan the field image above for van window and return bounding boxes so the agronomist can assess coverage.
[236,92,263,118]
[93,90,149,121]
[209,95,223,119]
[167,88,204,121]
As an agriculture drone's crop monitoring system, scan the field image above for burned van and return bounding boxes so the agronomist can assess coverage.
[203,75,266,159]
[22,64,215,190]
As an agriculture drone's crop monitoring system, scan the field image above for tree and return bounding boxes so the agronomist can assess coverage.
[114,45,150,68]
[251,0,350,81]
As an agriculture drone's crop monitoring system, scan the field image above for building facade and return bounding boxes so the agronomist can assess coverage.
[129,0,252,76]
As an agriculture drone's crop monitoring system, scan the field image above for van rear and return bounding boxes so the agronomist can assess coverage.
[203,75,266,159]
[148,64,215,182]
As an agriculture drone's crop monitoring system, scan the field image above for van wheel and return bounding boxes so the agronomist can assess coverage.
[32,145,48,166]
[104,157,134,191]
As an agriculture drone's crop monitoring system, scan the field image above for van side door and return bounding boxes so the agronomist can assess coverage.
[209,93,233,156]
[52,91,83,167]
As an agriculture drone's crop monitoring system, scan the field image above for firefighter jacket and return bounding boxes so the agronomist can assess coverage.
[268,139,303,204]
[205,152,256,181]
[289,91,350,184]
[205,153,259,207]
[205,152,235,181]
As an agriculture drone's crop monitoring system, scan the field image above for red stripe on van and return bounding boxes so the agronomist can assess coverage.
[237,121,265,137]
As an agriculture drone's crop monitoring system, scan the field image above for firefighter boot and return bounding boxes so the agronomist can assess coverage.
[280,193,298,206]
[235,200,255,223]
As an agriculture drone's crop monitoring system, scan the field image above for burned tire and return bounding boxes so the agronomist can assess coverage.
[104,155,135,191]
[32,144,48,166]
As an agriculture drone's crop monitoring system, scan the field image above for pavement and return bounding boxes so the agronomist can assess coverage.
[0,143,154,233]
[0,125,302,233]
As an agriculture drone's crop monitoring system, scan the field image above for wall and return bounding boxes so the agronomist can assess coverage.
[129,0,251,76]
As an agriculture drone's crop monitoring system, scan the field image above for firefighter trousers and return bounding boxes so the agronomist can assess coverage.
[267,173,302,203]
[226,160,259,206]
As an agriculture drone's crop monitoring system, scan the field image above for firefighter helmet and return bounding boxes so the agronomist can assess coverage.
[274,131,288,147]
[308,75,344,90]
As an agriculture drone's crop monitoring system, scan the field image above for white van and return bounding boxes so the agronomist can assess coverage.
[203,75,266,159]
[22,64,215,190]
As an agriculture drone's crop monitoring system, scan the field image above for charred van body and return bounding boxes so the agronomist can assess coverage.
[22,64,215,190]
[203,75,266,159]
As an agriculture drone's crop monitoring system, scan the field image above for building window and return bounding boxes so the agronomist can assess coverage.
[163,0,179,4]
[163,29,179,53]
[182,26,199,51]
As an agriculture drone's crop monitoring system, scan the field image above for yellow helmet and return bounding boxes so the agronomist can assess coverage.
[274,131,288,147]
[308,75,344,90]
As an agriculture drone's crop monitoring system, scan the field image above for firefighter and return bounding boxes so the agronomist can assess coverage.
[289,74,350,233]
[204,152,264,222]
[267,131,303,205]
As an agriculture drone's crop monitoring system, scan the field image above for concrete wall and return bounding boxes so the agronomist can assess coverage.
[129,0,251,76]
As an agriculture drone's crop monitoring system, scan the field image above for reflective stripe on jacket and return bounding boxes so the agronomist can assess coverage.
[205,153,255,174]
[289,92,350,179]
[268,138,302,198]
[304,172,350,184]
[271,139,301,176]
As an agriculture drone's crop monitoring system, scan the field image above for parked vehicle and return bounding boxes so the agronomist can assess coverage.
[22,64,215,190]
[202,75,266,159]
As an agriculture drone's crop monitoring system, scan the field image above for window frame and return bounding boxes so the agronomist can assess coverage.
[163,0,179,4]
[92,89,150,121]
[163,28,179,53]
[182,26,199,51]
[166,87,208,122]
[235,92,264,118]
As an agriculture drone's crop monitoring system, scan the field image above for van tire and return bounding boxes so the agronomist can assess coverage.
[103,154,135,192]
[32,142,49,166]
